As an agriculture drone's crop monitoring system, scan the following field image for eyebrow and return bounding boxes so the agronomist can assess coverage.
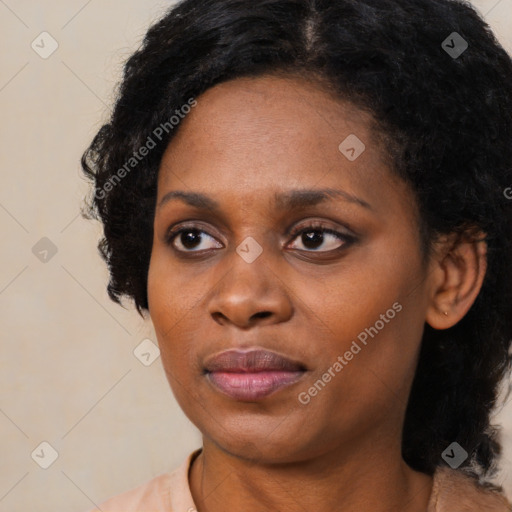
[157,188,372,212]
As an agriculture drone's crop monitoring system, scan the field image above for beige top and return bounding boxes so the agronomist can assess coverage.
[86,450,511,511]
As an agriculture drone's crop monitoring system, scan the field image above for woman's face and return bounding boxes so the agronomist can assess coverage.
[148,74,434,464]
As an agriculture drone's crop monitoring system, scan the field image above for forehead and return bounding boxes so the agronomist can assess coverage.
[157,74,410,216]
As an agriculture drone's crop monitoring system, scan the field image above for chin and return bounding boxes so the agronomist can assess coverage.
[199,414,321,465]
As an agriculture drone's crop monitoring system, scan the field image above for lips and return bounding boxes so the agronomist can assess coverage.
[204,348,307,401]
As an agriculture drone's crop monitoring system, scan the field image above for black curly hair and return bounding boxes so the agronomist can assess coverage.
[81,0,512,487]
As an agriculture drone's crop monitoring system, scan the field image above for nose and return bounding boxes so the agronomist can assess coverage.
[208,250,293,329]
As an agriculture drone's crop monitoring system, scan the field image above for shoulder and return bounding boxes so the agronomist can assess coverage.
[428,466,512,512]
[83,450,200,512]
[85,472,173,512]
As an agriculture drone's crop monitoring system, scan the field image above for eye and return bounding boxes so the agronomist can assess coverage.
[167,227,223,253]
[287,223,354,252]
[165,222,355,255]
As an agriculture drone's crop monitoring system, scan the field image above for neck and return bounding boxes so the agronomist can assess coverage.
[189,435,433,512]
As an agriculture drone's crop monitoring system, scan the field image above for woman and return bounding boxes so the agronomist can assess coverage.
[81,0,512,510]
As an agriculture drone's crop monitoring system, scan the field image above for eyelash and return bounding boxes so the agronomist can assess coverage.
[165,221,356,255]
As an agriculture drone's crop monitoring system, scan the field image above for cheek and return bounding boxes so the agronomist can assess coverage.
[291,260,403,343]
[147,250,199,330]
[147,251,208,380]
[293,249,423,386]
[147,254,187,371]
[147,250,168,321]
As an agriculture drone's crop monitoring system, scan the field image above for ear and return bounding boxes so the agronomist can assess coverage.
[425,231,487,330]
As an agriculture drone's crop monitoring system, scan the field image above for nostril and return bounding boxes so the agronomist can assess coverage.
[251,311,272,320]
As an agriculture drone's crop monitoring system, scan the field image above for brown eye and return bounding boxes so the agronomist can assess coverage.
[287,225,354,252]
[167,227,222,252]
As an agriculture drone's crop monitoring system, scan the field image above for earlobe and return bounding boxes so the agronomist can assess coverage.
[425,232,487,330]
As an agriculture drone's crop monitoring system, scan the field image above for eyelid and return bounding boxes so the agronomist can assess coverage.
[286,219,355,239]
[165,220,222,240]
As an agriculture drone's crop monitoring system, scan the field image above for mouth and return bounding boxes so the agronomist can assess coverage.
[203,348,307,401]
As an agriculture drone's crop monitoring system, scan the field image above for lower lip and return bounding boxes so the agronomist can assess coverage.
[206,371,305,400]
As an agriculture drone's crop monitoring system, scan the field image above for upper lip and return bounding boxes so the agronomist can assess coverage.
[203,348,307,373]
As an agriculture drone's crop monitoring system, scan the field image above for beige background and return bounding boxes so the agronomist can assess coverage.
[0,1,511,510]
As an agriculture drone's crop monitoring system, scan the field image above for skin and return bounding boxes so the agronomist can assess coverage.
[147,74,487,512]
